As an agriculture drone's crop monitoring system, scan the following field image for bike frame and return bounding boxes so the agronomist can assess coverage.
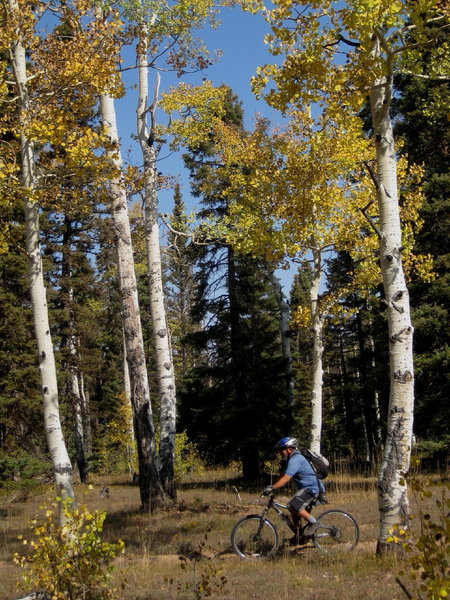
[259,495,313,536]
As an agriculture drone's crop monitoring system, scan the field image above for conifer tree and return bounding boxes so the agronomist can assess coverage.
[0,240,43,458]
[394,44,450,447]
[164,184,201,382]
[179,91,288,479]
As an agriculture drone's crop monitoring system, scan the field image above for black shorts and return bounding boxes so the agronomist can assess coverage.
[287,488,318,512]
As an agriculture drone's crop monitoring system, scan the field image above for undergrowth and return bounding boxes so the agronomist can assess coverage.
[14,495,124,600]
[389,479,449,600]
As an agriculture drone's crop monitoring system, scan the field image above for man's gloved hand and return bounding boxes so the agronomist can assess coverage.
[262,485,274,496]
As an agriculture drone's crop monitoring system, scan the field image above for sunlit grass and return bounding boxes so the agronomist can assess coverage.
[0,468,445,600]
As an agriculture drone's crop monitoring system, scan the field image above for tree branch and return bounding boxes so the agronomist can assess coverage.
[398,70,450,81]
[159,214,225,246]
[395,577,413,599]
[338,34,361,47]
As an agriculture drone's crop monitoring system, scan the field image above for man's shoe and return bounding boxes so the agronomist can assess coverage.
[289,532,311,545]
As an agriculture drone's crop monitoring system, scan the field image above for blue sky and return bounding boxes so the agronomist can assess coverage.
[115,6,279,211]
[113,5,296,291]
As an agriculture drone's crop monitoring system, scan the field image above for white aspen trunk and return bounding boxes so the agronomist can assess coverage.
[9,0,74,514]
[79,373,92,455]
[70,363,88,481]
[123,330,136,479]
[370,38,415,552]
[123,329,132,403]
[368,328,383,448]
[353,351,371,463]
[99,90,164,511]
[67,329,88,482]
[266,266,295,430]
[309,247,324,454]
[137,30,177,499]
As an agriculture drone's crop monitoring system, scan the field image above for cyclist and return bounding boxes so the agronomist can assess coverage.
[263,436,325,544]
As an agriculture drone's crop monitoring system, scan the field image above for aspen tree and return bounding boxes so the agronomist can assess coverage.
[136,15,177,500]
[99,83,165,512]
[4,0,74,513]
[131,0,249,496]
[215,114,376,455]
[251,0,447,551]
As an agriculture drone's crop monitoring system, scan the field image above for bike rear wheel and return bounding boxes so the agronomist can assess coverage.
[313,509,359,552]
[231,515,279,558]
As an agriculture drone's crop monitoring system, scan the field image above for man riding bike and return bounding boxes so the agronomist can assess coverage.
[263,437,326,544]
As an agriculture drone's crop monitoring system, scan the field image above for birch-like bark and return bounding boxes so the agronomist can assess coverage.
[9,0,74,513]
[99,91,164,511]
[79,373,92,455]
[64,264,88,482]
[70,360,88,482]
[123,330,136,479]
[309,247,324,454]
[137,31,177,499]
[370,37,414,552]
[266,266,295,431]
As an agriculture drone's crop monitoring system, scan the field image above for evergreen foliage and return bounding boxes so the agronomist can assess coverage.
[0,238,43,457]
[178,90,288,478]
[394,64,450,447]
[289,263,313,436]
[164,184,202,383]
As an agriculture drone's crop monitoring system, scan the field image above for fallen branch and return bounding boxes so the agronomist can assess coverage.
[13,593,51,600]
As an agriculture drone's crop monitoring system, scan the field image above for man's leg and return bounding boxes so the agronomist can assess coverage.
[288,490,318,543]
[289,506,301,529]
[288,507,313,528]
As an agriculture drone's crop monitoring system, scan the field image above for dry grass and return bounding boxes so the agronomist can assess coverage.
[0,469,443,600]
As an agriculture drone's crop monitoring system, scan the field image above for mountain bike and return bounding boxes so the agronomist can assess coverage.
[231,493,359,559]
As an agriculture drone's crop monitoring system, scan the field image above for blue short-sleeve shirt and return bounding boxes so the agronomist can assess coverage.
[285,451,324,494]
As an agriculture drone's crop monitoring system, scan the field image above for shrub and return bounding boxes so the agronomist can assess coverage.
[175,431,205,478]
[389,479,449,600]
[0,453,52,489]
[14,497,124,600]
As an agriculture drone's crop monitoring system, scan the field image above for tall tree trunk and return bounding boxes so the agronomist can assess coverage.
[9,0,74,516]
[370,38,414,553]
[136,32,177,500]
[60,220,88,483]
[79,373,92,455]
[70,361,88,482]
[266,266,295,432]
[99,91,164,512]
[123,330,136,480]
[368,318,383,451]
[309,247,324,454]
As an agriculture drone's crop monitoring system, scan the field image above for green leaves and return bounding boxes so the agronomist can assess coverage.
[14,498,125,600]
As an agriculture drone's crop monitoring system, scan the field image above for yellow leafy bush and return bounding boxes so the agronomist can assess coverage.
[14,498,124,600]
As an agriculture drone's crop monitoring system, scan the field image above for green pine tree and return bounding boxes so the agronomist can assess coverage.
[178,90,288,479]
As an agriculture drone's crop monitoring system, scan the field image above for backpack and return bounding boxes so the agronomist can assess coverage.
[301,448,330,479]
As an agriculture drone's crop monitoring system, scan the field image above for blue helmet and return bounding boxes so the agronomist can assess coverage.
[274,437,298,449]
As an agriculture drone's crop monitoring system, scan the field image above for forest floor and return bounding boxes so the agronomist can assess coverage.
[0,467,445,600]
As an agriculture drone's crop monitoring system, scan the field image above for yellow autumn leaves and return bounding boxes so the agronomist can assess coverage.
[161,70,432,329]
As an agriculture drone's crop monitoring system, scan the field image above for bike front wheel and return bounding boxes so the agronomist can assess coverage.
[231,515,279,559]
[313,509,359,552]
